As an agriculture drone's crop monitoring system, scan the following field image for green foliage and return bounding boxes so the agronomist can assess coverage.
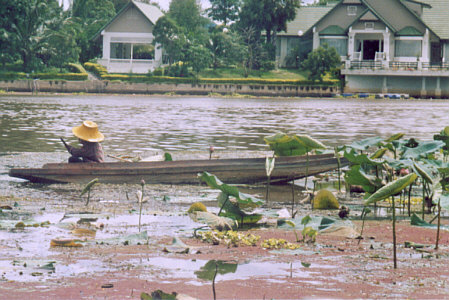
[312,189,339,209]
[153,16,187,65]
[187,202,208,213]
[2,0,75,72]
[71,0,116,62]
[186,43,213,76]
[196,231,260,247]
[364,173,418,206]
[264,132,326,157]
[207,0,240,26]
[302,44,341,82]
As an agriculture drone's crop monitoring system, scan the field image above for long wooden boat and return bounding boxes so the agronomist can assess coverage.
[9,153,348,185]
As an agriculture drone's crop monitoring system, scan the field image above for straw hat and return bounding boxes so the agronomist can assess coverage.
[72,121,104,142]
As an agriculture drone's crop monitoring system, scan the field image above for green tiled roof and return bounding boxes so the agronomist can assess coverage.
[279,4,336,36]
[320,25,346,35]
[421,0,449,39]
[397,26,423,36]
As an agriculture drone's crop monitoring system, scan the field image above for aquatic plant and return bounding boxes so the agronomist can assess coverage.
[365,173,418,269]
[265,156,275,202]
[80,178,98,206]
[198,172,264,227]
[188,202,207,213]
[312,189,339,210]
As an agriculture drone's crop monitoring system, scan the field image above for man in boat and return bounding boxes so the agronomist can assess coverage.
[61,120,105,163]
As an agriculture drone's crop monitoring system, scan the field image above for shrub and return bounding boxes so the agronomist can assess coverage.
[153,68,164,76]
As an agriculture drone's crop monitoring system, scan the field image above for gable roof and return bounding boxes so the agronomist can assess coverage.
[92,1,163,40]
[284,0,439,39]
[278,3,336,36]
[421,0,449,39]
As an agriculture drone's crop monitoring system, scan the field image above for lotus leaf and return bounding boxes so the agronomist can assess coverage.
[198,172,264,206]
[401,140,444,159]
[193,211,237,231]
[293,134,326,151]
[80,178,98,196]
[344,150,385,166]
[349,137,383,151]
[217,192,262,224]
[344,164,382,194]
[364,173,418,206]
[264,132,308,156]
[385,133,405,143]
[195,260,238,281]
[371,148,388,159]
[413,161,438,185]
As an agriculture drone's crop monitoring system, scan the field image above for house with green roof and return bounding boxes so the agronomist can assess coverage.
[279,0,449,97]
[93,1,164,74]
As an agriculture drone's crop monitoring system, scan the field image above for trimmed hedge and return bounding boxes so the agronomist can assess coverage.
[101,74,337,86]
[0,72,87,81]
[84,62,107,78]
[67,63,87,74]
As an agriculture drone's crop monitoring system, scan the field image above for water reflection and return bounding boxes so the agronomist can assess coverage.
[1,95,448,153]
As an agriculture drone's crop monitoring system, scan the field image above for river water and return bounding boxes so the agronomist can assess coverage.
[1,94,448,154]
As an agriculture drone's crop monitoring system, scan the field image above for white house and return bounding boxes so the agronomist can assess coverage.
[279,0,449,97]
[93,1,164,74]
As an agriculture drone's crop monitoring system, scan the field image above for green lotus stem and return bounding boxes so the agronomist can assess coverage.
[212,262,218,300]
[85,190,90,206]
[218,194,229,216]
[407,183,413,217]
[305,152,309,189]
[139,180,145,232]
[291,180,295,216]
[422,180,426,220]
[334,146,341,192]
[265,175,271,203]
[392,195,397,269]
[436,198,441,250]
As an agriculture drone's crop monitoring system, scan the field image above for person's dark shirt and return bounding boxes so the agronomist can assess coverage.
[66,140,104,163]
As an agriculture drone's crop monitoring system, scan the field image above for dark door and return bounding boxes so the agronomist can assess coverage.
[363,40,379,60]
[431,43,441,64]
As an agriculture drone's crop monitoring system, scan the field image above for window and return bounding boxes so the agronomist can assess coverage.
[365,22,374,30]
[395,40,422,57]
[133,44,154,60]
[320,38,348,56]
[110,43,131,59]
[347,6,357,16]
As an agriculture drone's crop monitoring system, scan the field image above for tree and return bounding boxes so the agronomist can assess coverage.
[153,16,187,66]
[71,0,116,62]
[186,43,213,76]
[208,0,241,26]
[1,0,72,72]
[238,0,299,46]
[168,0,207,34]
[301,44,341,82]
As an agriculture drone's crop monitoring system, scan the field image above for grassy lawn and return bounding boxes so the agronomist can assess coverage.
[199,67,309,80]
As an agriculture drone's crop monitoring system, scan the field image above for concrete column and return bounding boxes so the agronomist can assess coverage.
[313,27,319,50]
[102,32,110,61]
[383,30,390,68]
[154,43,162,68]
[421,77,427,98]
[348,30,355,59]
[436,77,442,98]
[422,29,430,63]
[382,76,388,94]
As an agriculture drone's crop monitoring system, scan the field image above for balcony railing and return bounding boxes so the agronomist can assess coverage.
[421,62,449,70]
[389,61,418,70]
[350,60,383,70]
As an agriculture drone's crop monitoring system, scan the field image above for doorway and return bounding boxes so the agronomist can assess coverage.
[363,40,382,60]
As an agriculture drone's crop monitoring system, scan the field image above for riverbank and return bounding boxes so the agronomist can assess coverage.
[0,79,338,98]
